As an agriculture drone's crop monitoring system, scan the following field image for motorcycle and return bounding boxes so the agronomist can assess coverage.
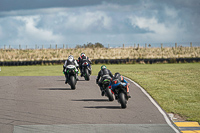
[82,61,91,81]
[110,82,130,108]
[64,65,78,90]
[101,75,114,101]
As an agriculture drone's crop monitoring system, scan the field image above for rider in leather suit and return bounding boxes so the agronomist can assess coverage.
[77,53,92,77]
[109,72,131,98]
[96,65,113,96]
[63,55,79,84]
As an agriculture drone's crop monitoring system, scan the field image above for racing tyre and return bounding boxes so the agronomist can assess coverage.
[85,69,90,81]
[70,76,76,90]
[106,87,114,101]
[119,92,127,108]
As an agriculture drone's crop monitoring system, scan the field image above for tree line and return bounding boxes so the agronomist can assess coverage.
[75,42,104,48]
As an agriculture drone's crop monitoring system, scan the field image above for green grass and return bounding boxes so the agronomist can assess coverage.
[0,63,200,123]
[0,65,64,76]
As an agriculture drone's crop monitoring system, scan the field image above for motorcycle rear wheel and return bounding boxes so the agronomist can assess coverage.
[70,76,76,90]
[119,92,127,108]
[105,87,114,101]
[84,69,90,81]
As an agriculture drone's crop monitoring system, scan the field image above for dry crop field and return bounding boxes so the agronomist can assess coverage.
[0,47,200,61]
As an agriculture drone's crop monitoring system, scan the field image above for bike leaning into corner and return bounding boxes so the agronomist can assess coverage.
[109,72,131,108]
[96,65,114,101]
[101,75,114,101]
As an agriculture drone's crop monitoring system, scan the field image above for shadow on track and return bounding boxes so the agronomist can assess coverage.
[72,99,109,102]
[56,80,65,81]
[77,80,86,81]
[84,106,121,109]
[57,79,86,82]
[38,88,72,90]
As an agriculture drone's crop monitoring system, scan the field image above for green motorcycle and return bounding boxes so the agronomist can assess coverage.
[101,75,114,101]
[64,65,78,90]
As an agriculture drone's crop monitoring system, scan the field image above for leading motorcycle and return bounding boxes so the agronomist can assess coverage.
[64,65,78,90]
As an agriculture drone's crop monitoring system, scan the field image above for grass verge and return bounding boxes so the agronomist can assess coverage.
[0,63,199,123]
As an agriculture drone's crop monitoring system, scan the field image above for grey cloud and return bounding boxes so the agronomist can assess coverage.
[0,0,104,12]
[0,0,200,48]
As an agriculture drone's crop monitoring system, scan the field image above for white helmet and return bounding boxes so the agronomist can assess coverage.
[68,55,74,62]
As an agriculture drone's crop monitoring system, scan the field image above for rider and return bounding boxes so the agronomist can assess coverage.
[96,65,113,96]
[109,72,131,98]
[77,53,92,77]
[63,55,79,84]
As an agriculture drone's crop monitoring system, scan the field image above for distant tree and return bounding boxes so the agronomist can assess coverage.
[75,42,104,48]
[87,42,93,48]
[94,42,104,48]
[83,44,86,48]
[75,45,82,48]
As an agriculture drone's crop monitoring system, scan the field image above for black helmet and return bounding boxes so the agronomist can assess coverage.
[114,72,121,78]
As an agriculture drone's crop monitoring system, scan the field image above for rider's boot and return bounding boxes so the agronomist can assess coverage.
[115,94,118,100]
[65,78,68,84]
[79,68,82,77]
[127,92,131,98]
[101,91,105,96]
[100,87,105,96]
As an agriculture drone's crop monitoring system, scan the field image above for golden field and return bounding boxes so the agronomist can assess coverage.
[0,47,200,61]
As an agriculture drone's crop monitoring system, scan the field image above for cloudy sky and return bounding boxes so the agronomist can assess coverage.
[0,0,200,48]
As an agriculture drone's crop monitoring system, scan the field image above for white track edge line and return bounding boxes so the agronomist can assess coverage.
[124,77,180,133]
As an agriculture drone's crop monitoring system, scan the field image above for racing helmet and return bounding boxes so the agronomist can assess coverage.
[81,53,86,57]
[114,72,121,78]
[68,55,74,62]
[101,65,107,70]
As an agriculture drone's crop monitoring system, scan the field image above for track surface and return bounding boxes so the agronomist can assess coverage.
[0,76,178,133]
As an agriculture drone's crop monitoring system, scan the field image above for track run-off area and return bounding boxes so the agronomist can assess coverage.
[0,76,180,133]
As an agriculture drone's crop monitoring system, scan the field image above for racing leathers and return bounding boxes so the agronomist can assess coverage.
[109,75,131,98]
[96,68,113,92]
[63,59,79,83]
[77,55,92,76]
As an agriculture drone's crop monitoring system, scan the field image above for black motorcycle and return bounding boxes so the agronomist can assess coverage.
[113,82,130,108]
[64,65,78,90]
[82,61,91,81]
[101,75,114,101]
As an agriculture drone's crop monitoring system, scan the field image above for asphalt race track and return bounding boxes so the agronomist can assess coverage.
[0,76,180,133]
